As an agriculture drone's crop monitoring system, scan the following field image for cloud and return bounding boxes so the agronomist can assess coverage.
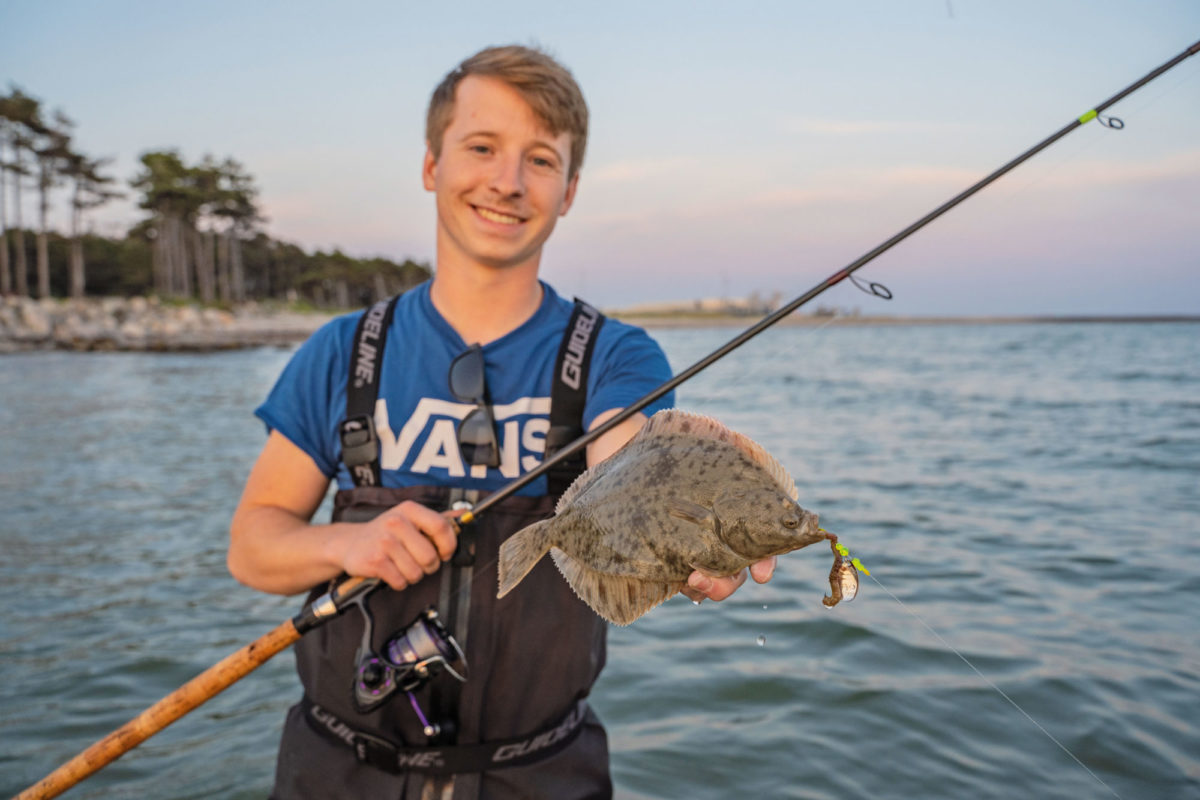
[742,164,981,210]
[870,164,982,187]
[586,156,697,184]
[742,148,1200,213]
[1033,149,1200,189]
[784,118,973,136]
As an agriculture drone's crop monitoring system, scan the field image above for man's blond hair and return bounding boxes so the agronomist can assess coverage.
[426,45,589,181]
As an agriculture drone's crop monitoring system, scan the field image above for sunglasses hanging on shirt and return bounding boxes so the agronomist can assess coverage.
[448,344,502,468]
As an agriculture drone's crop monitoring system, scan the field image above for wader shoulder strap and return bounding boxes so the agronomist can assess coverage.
[545,298,605,498]
[340,294,401,488]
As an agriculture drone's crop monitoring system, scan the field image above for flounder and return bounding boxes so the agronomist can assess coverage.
[497,409,829,625]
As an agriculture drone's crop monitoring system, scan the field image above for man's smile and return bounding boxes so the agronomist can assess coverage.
[473,205,526,226]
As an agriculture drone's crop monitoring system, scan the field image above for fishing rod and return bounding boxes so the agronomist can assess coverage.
[469,39,1200,519]
[17,37,1199,800]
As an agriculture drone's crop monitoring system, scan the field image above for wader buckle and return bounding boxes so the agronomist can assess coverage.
[353,730,402,770]
[339,415,379,468]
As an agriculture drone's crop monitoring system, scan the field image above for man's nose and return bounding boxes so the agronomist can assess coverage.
[489,152,525,197]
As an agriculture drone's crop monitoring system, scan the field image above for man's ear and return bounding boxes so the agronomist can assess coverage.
[422,144,437,191]
[559,172,580,217]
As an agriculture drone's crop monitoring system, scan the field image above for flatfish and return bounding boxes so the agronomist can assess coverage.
[497,409,829,625]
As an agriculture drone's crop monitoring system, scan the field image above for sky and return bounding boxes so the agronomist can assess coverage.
[2,0,1198,315]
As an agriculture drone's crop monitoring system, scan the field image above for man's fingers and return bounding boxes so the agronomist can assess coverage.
[394,501,458,560]
[395,524,443,574]
[429,513,460,561]
[684,557,778,602]
[373,532,424,584]
[750,556,777,584]
[687,568,748,602]
[713,569,749,600]
[373,556,410,592]
[342,501,462,593]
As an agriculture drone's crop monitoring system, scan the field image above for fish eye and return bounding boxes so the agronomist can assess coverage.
[782,515,799,529]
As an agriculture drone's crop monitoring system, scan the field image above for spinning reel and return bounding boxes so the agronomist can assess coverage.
[350,598,468,726]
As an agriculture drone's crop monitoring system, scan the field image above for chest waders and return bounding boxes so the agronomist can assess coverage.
[273,296,614,800]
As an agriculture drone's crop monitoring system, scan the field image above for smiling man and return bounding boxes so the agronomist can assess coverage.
[425,73,578,279]
[228,45,773,800]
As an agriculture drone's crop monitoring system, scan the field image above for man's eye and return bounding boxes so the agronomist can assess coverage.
[530,156,556,169]
[469,144,491,155]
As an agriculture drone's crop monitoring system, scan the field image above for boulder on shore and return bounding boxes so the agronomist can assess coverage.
[0,296,333,353]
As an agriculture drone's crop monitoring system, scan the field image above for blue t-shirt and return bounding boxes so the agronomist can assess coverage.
[256,281,674,495]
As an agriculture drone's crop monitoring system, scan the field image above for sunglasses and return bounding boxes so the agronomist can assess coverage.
[448,344,501,468]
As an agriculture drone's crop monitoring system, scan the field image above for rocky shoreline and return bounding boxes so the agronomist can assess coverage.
[5,297,1194,354]
[0,296,334,353]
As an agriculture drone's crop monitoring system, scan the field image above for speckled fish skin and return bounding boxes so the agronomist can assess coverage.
[497,409,825,625]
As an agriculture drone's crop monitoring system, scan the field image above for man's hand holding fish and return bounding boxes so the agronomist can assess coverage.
[683,556,777,603]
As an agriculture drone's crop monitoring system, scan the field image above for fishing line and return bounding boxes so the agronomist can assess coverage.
[429,34,1194,632]
[865,572,1123,799]
[1096,57,1200,125]
[943,61,1200,230]
[350,33,1200,755]
[452,39,1200,531]
[23,37,1199,800]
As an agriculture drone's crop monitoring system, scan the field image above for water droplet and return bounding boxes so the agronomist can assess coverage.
[756,635,767,647]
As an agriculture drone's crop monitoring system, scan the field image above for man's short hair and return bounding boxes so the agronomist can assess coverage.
[426,45,589,182]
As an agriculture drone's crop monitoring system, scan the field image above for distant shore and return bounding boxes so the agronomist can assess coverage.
[2,297,1196,353]
[0,296,334,353]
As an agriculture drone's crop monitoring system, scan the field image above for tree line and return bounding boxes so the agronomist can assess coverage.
[0,86,430,308]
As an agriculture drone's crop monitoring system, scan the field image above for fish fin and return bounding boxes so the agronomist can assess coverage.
[551,549,684,626]
[642,410,798,500]
[497,518,556,598]
[667,498,718,531]
[555,464,593,512]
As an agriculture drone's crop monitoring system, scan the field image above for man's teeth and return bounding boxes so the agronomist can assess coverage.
[477,207,522,224]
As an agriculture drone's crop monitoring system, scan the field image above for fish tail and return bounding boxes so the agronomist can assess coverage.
[497,519,556,598]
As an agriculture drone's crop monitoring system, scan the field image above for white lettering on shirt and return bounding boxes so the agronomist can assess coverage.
[375,396,553,477]
[410,418,465,477]
[522,418,549,472]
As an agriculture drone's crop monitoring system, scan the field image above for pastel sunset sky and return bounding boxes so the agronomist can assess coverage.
[3,0,1197,314]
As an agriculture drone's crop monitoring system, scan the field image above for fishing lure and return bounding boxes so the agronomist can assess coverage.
[819,533,869,607]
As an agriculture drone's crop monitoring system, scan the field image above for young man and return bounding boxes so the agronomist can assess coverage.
[229,45,774,799]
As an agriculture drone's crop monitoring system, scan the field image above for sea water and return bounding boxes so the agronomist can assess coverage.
[1,321,1197,799]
